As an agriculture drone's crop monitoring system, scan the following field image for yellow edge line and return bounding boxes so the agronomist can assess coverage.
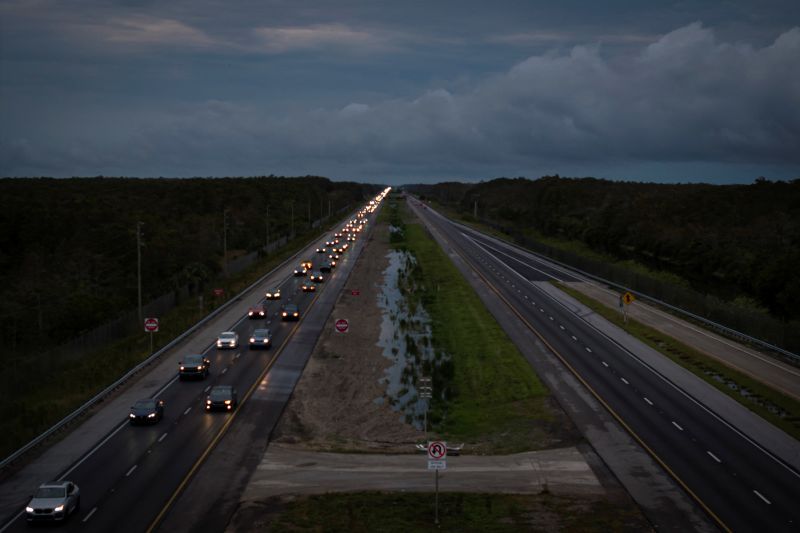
[146,291,320,532]
[423,208,732,533]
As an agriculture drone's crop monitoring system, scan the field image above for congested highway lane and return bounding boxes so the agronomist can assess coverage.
[410,198,800,533]
[0,193,389,533]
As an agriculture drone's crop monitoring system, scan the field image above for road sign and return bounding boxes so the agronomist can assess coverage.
[622,292,635,305]
[144,317,159,333]
[427,441,447,460]
[428,460,446,470]
[335,318,349,333]
[213,288,224,297]
[351,289,361,296]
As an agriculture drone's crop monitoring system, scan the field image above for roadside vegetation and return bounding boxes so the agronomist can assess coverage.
[260,491,649,532]
[554,282,800,441]
[406,176,800,353]
[0,194,367,461]
[383,196,576,453]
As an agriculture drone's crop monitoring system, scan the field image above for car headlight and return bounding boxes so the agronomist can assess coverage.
[224,400,231,405]
[248,311,253,316]
[282,312,287,316]
[250,337,255,343]
[197,366,203,370]
[26,506,34,513]
[217,341,222,346]
[129,413,136,418]
[206,399,211,404]
[180,366,185,370]
[147,413,156,418]
[54,505,64,512]
[293,312,299,317]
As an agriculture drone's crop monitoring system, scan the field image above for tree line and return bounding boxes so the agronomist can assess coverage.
[0,176,379,354]
[406,176,800,323]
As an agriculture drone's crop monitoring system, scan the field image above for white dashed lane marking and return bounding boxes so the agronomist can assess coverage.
[222,367,228,374]
[571,335,577,341]
[82,507,97,522]
[183,407,192,415]
[602,361,609,367]
[621,377,629,385]
[672,421,684,431]
[585,347,592,353]
[707,451,721,463]
[125,465,137,477]
[753,490,771,505]
[643,397,653,406]
[158,432,168,443]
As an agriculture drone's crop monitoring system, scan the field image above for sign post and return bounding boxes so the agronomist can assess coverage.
[419,377,432,440]
[334,318,349,334]
[621,292,635,324]
[427,441,447,524]
[144,317,159,354]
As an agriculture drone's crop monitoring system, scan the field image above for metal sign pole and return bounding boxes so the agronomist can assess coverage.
[435,468,439,525]
[150,331,154,354]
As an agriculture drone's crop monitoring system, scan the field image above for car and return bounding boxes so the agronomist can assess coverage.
[320,262,333,273]
[325,240,335,246]
[25,481,80,523]
[265,288,281,300]
[129,398,165,424]
[301,281,317,292]
[334,233,342,238]
[293,266,307,277]
[315,247,327,254]
[247,305,266,318]
[179,354,211,380]
[301,259,313,270]
[216,331,239,349]
[281,303,300,321]
[205,385,238,411]
[328,253,340,260]
[309,271,324,282]
[249,328,272,348]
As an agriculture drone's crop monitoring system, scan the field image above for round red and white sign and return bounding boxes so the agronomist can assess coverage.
[334,318,349,333]
[144,317,159,332]
[427,441,447,460]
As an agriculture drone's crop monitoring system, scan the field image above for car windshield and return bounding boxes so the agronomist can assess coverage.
[253,329,270,337]
[134,400,156,409]
[209,388,232,400]
[34,487,65,499]
[219,333,235,339]
[284,305,297,312]
[184,355,203,365]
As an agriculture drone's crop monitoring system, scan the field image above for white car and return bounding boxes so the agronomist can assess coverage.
[216,331,239,349]
[26,481,80,523]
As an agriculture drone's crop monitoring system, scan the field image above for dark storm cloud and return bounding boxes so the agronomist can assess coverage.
[1,1,799,182]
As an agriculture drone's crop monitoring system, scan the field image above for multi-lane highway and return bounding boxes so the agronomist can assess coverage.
[410,198,799,533]
[0,192,389,532]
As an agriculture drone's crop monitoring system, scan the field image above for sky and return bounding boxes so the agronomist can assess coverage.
[1,0,799,185]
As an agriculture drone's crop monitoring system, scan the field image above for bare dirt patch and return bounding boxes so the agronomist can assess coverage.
[271,220,423,453]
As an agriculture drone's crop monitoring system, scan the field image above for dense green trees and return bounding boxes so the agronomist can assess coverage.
[0,176,377,352]
[408,176,800,322]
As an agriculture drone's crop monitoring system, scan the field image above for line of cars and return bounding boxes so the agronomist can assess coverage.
[24,191,392,524]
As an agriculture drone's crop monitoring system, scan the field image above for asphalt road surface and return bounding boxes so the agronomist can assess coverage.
[410,199,799,533]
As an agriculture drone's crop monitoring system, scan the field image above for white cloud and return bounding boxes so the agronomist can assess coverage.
[251,23,390,54]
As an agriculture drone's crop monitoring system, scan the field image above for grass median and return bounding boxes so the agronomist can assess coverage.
[389,199,576,453]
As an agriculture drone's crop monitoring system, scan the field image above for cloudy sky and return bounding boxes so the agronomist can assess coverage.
[1,0,799,184]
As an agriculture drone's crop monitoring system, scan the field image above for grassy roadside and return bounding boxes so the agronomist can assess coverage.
[0,224,342,461]
[553,281,800,441]
[258,492,648,532]
[387,198,578,453]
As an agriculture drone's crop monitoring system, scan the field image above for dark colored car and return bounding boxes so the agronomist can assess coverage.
[281,303,300,321]
[129,398,165,424]
[265,288,281,300]
[301,281,317,292]
[293,266,307,277]
[320,262,333,273]
[249,328,272,349]
[25,482,80,523]
[247,304,266,318]
[205,385,238,411]
[179,354,211,380]
[309,271,324,283]
[301,259,313,270]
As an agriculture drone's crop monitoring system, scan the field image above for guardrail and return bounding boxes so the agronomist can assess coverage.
[440,207,800,365]
[0,214,355,471]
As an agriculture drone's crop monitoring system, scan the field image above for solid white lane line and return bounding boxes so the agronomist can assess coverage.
[753,490,771,504]
[585,347,592,353]
[707,451,721,463]
[82,507,97,522]
[158,432,168,442]
[183,407,192,415]
[602,361,609,367]
[126,465,138,477]
[222,367,228,374]
[672,421,684,431]
[621,377,629,385]
[643,397,653,406]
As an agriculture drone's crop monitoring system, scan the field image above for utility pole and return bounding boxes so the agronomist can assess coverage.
[265,205,270,252]
[137,221,143,324]
[290,201,294,237]
[222,209,229,276]
[473,195,479,219]
[328,198,331,219]
[307,199,311,226]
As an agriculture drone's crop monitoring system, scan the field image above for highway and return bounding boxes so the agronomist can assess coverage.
[0,196,385,532]
[409,198,799,533]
